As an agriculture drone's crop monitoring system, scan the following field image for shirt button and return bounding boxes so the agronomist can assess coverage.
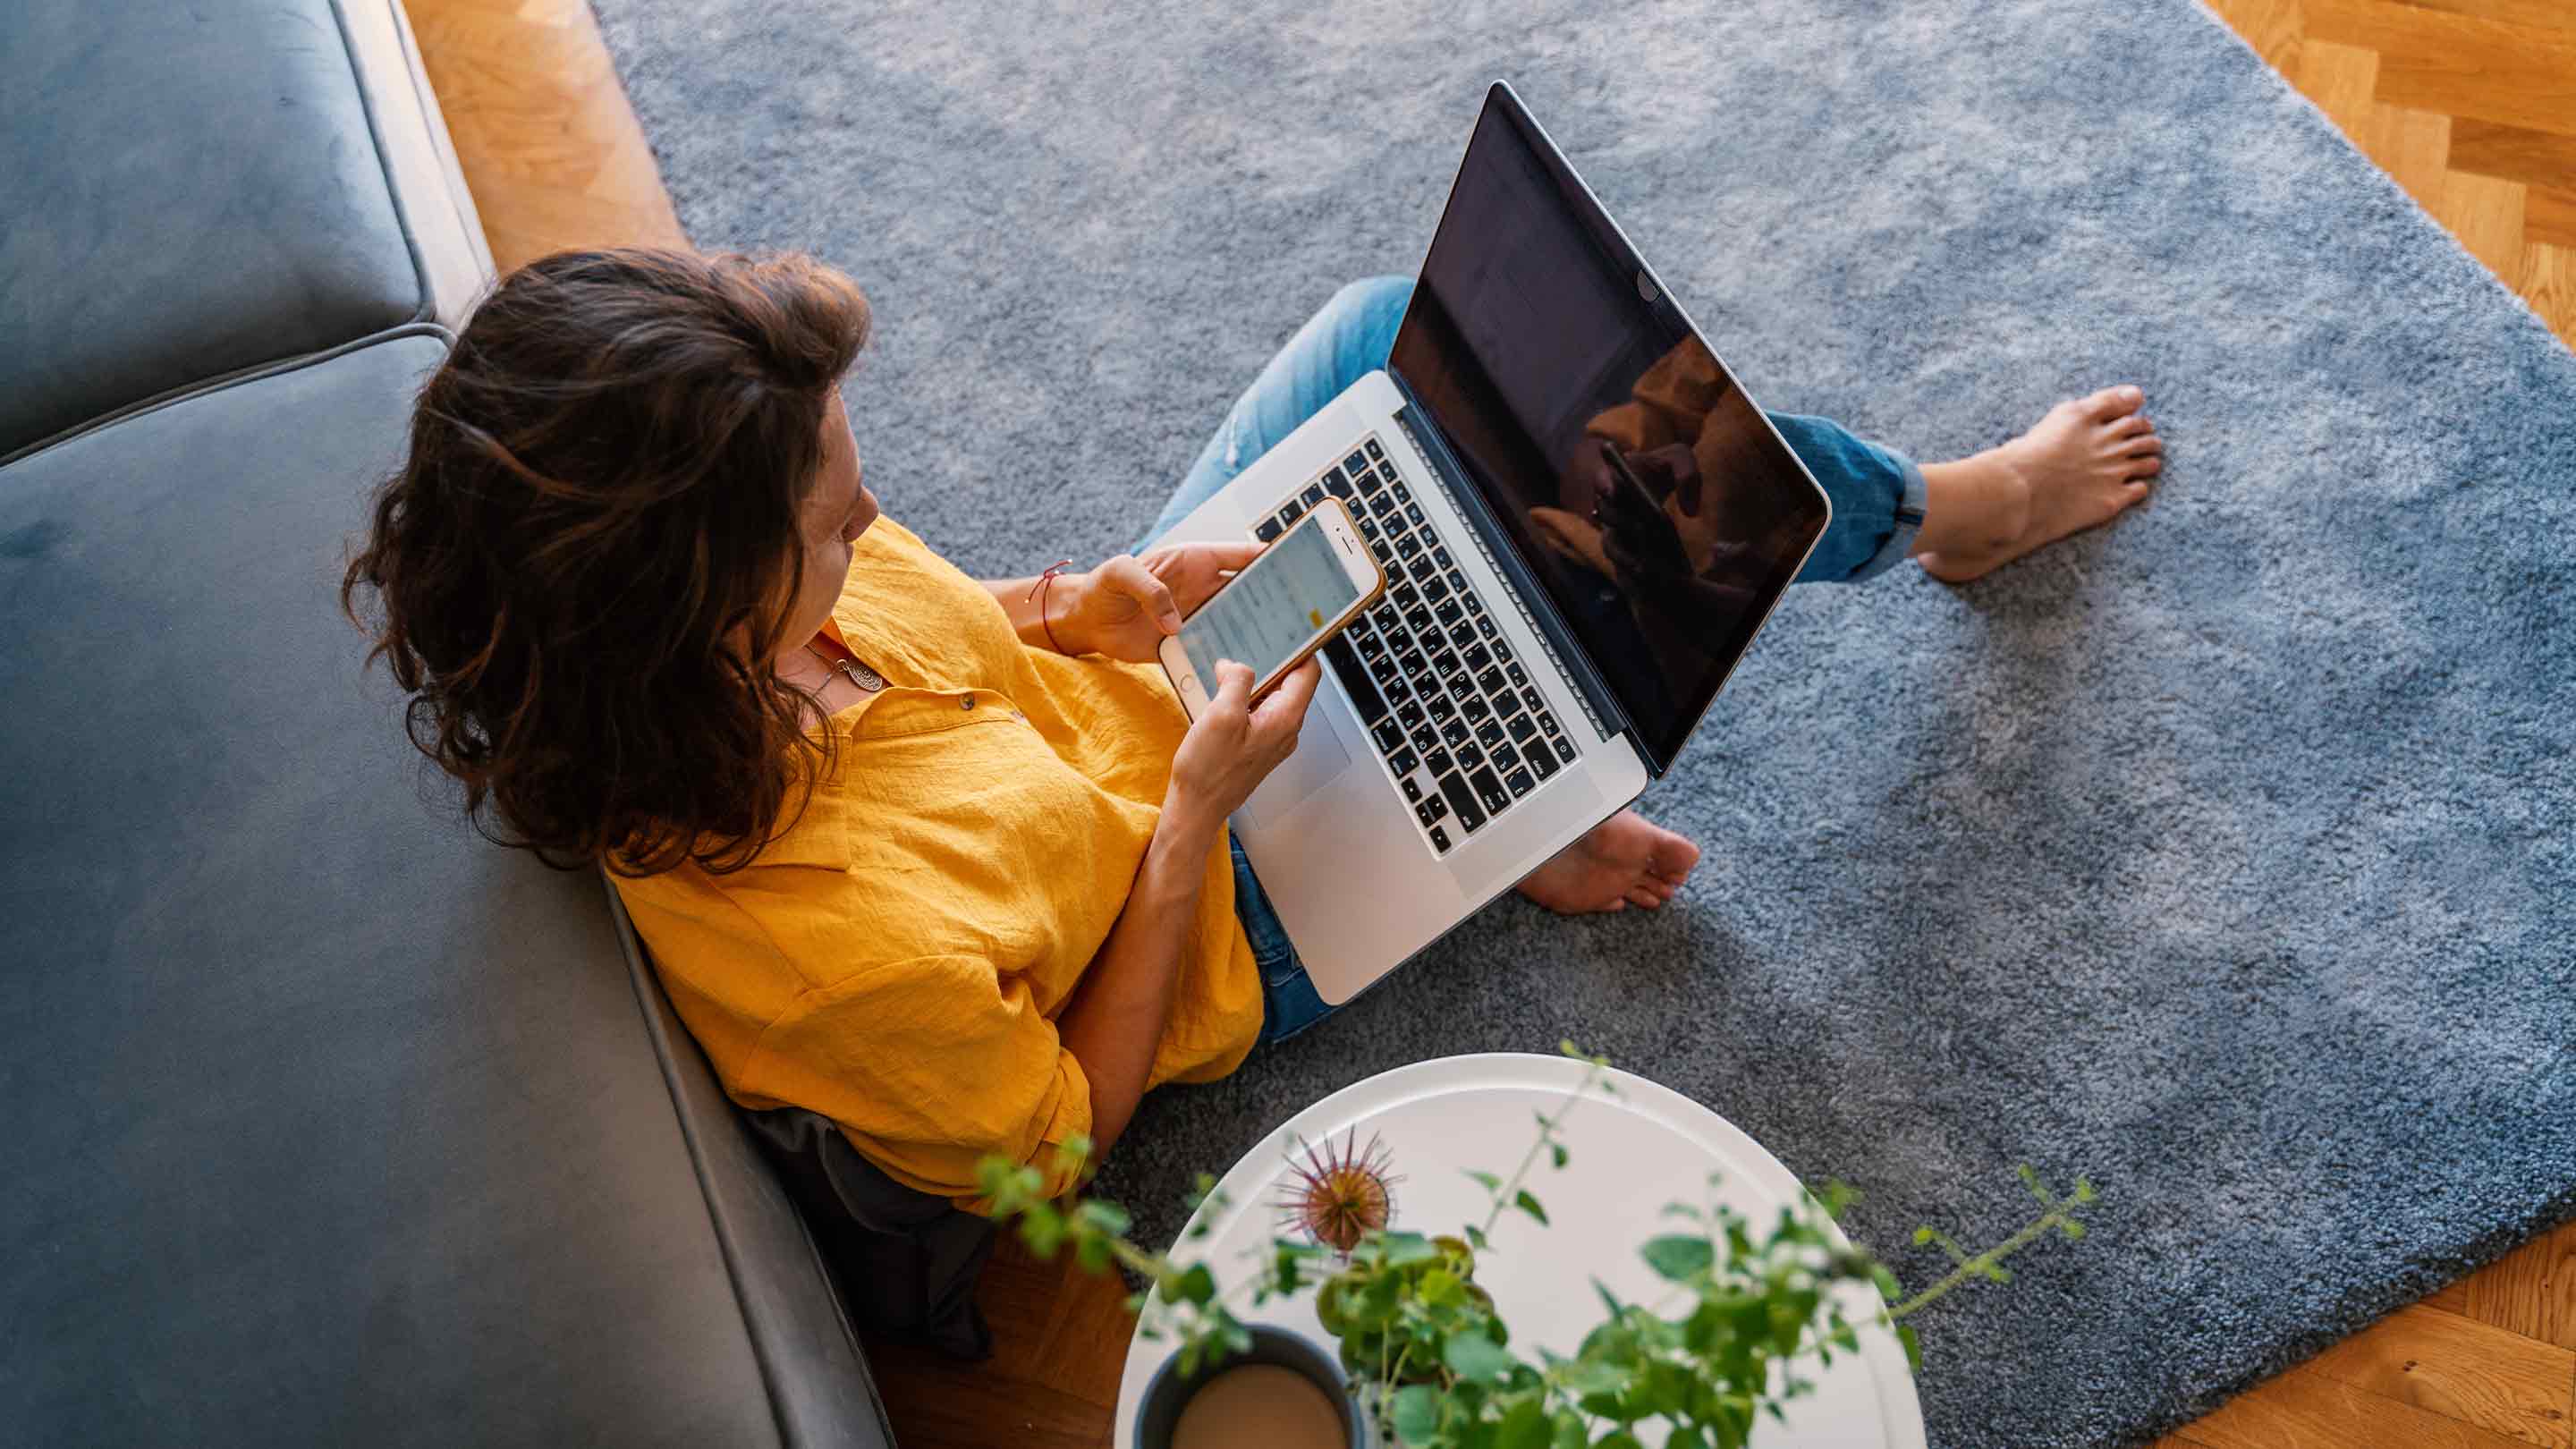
[961,696,976,711]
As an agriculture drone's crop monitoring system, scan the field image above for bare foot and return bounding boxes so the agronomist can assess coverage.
[1916,386,2162,584]
[1515,809,1703,914]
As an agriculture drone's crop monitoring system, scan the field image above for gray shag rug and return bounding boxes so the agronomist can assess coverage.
[593,1,2576,1443]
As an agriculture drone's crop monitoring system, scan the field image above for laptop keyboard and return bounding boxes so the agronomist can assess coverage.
[1253,435,1580,856]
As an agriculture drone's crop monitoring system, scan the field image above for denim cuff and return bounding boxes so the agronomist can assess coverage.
[1843,455,1928,582]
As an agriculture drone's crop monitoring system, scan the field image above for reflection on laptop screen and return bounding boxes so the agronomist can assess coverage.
[1388,91,1828,771]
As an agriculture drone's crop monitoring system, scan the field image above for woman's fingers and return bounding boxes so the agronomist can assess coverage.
[1252,658,1321,742]
[1191,541,1264,572]
[1100,554,1182,633]
[1207,658,1255,718]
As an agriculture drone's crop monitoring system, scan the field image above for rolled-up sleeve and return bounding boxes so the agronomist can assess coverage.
[739,953,1096,1211]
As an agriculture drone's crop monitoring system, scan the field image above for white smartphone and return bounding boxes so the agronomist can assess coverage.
[1159,497,1385,720]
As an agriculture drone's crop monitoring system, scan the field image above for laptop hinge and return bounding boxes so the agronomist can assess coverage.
[1386,379,1645,771]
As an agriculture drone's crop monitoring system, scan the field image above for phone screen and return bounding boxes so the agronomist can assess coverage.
[1178,517,1361,690]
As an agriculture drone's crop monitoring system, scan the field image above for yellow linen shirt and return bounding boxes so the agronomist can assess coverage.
[609,517,1263,1208]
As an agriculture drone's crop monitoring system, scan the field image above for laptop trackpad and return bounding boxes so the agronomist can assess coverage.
[1239,719,1351,832]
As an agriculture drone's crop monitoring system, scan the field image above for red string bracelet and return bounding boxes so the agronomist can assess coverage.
[1027,558,1076,654]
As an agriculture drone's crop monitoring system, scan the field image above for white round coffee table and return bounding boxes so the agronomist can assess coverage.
[1111,1053,1926,1449]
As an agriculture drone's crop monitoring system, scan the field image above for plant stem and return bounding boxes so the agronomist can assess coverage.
[1888,1207,2078,1320]
[1478,1063,1602,1239]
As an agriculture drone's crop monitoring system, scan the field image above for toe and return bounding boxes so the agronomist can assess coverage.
[2123,434,2165,458]
[1626,885,1663,910]
[2127,455,2164,479]
[2104,411,2155,440]
[2080,385,2146,421]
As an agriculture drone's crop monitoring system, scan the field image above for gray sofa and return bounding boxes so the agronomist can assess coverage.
[0,3,900,1443]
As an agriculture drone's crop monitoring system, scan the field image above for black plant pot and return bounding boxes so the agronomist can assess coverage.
[1131,1324,1368,1449]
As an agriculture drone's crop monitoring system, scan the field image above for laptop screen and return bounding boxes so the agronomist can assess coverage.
[1389,87,1829,773]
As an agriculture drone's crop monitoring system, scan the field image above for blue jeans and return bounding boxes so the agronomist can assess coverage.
[1141,277,1929,1044]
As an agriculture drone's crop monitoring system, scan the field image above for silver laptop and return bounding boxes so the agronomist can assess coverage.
[1157,82,1831,1004]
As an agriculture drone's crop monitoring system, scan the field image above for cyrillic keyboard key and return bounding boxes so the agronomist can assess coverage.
[1425,748,1453,776]
[1438,773,1486,833]
[1470,767,1509,817]
[1508,713,1539,744]
[1321,636,1387,727]
[1474,719,1504,750]
[1505,767,1535,799]
[1301,483,1326,507]
[1255,517,1283,543]
[1365,438,1385,460]
[1530,746,1561,780]
[1344,450,1369,476]
[1554,736,1578,765]
[1389,747,1419,775]
[1369,720,1402,754]
[1428,824,1452,853]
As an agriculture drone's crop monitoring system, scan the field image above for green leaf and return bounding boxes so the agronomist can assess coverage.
[1072,1199,1130,1238]
[1594,1433,1645,1449]
[1464,1224,1490,1251]
[1911,1225,1936,1246]
[1494,1400,1551,1449]
[1419,1267,1465,1308]
[1640,1234,1715,1283]
[1463,1169,1504,1192]
[1019,1203,1065,1257]
[1513,1190,1549,1227]
[1053,1133,1094,1172]
[1444,1328,1517,1385]
[1871,1265,1902,1304]
[1073,1234,1112,1273]
[1897,1323,1922,1374]
[1391,1384,1442,1445]
[1160,1263,1216,1307]
[1549,1142,1570,1169]
[1557,1039,1586,1059]
[1379,1233,1442,1267]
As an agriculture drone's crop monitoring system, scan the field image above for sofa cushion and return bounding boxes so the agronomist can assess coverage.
[0,336,880,1447]
[0,0,428,460]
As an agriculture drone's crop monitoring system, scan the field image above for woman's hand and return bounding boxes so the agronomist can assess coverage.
[1047,542,1265,662]
[1164,657,1321,829]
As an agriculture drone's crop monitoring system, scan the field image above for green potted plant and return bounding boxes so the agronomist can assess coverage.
[979,1046,2095,1449]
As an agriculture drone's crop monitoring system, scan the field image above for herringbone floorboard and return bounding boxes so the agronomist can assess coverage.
[403,0,2576,1444]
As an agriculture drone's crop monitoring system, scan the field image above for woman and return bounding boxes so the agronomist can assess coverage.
[345,249,2159,1207]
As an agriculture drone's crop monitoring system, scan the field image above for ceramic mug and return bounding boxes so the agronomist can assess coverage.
[1131,1323,1367,1449]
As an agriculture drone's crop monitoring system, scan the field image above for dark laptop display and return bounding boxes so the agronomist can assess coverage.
[1390,87,1829,773]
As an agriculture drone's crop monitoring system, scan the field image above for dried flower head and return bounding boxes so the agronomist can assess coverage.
[1275,1129,1401,1253]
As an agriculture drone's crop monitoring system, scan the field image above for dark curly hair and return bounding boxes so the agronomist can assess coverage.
[343,248,874,875]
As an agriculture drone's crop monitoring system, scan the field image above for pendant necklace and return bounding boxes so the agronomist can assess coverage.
[805,642,885,693]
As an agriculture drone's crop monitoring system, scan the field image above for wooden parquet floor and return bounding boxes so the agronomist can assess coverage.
[402,0,2576,1444]
[2207,0,2576,342]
